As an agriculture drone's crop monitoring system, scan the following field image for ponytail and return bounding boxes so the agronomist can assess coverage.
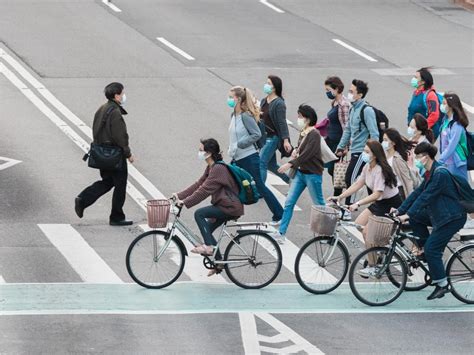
[231,86,261,121]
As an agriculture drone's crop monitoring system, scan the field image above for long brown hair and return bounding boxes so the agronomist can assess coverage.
[444,92,469,128]
[366,140,398,188]
[412,113,434,143]
[231,86,261,121]
[384,128,415,161]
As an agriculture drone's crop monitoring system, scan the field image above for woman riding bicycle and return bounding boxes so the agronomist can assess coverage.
[173,138,244,276]
[392,142,468,300]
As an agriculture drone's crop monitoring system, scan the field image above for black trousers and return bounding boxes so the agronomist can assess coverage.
[344,153,366,206]
[78,163,128,221]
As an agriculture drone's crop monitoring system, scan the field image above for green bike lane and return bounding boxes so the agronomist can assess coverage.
[1,282,471,315]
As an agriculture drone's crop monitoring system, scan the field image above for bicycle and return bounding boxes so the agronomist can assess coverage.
[294,202,365,294]
[349,212,474,306]
[126,199,283,289]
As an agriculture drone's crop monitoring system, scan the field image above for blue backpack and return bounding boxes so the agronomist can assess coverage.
[216,162,260,205]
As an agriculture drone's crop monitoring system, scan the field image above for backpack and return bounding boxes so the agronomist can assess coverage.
[216,161,260,205]
[465,129,474,171]
[359,104,389,143]
[422,89,444,139]
[438,167,474,213]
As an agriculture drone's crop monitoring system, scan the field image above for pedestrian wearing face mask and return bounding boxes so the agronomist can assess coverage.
[173,139,244,276]
[382,128,417,200]
[407,67,442,138]
[335,79,379,220]
[438,92,470,181]
[323,76,350,197]
[259,75,292,184]
[329,140,401,271]
[227,86,283,225]
[75,82,135,226]
[271,105,325,244]
[407,113,434,175]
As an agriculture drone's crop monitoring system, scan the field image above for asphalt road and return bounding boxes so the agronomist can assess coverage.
[0,0,473,354]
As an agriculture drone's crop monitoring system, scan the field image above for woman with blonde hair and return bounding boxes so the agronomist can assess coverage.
[228,86,283,225]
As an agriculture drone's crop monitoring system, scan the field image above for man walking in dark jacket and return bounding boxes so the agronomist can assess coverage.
[75,82,134,226]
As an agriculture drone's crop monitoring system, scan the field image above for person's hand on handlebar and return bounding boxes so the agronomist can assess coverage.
[389,208,399,216]
[170,193,184,207]
[327,196,341,203]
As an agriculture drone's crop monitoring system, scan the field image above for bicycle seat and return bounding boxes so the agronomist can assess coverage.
[460,234,474,242]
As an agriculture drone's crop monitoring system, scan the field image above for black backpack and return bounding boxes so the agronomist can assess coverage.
[359,104,389,143]
[465,129,474,171]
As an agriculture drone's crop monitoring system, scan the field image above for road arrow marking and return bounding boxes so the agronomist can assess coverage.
[0,156,22,171]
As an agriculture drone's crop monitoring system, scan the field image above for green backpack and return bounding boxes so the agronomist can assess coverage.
[216,162,260,205]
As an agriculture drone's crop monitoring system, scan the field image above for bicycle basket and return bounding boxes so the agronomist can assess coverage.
[147,199,171,228]
[366,215,396,247]
[310,205,339,235]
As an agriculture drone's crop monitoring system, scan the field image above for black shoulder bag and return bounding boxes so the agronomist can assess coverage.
[83,107,124,171]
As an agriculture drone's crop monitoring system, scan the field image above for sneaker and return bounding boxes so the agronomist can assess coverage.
[270,231,286,245]
[268,220,281,227]
[342,211,352,221]
[357,266,379,278]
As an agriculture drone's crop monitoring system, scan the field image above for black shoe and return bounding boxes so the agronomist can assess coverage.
[75,197,84,218]
[427,285,450,300]
[109,219,133,226]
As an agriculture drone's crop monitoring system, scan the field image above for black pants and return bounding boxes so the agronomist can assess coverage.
[78,163,128,221]
[344,153,366,206]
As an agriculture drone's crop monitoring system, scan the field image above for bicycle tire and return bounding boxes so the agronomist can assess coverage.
[349,247,407,306]
[126,230,185,289]
[446,243,474,304]
[224,232,282,289]
[295,236,349,294]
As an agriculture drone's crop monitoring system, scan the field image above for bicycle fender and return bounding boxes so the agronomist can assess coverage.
[173,236,188,256]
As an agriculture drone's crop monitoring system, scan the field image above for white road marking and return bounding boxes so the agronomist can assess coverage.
[259,0,285,13]
[0,156,22,171]
[101,0,122,13]
[38,224,122,283]
[0,275,5,283]
[239,313,260,354]
[265,174,301,211]
[139,224,226,283]
[461,100,474,114]
[156,37,195,61]
[332,39,378,62]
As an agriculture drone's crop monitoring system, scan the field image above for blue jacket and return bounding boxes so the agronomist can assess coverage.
[398,161,466,229]
[337,99,379,153]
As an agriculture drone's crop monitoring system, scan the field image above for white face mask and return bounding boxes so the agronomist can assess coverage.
[347,93,355,102]
[407,127,416,138]
[198,151,209,161]
[381,141,391,151]
[121,93,127,104]
[297,118,306,129]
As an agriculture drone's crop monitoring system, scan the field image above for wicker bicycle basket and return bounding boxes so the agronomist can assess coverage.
[147,199,171,228]
[366,215,396,246]
[310,205,339,235]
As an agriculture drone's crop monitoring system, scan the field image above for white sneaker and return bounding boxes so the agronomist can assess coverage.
[270,231,286,245]
[342,211,352,221]
[357,266,379,278]
[268,220,281,227]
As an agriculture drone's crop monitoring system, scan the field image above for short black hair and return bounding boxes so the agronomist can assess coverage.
[297,104,318,126]
[200,138,223,162]
[104,82,124,100]
[268,75,283,98]
[352,79,369,98]
[324,76,344,94]
[414,142,437,159]
[417,67,433,89]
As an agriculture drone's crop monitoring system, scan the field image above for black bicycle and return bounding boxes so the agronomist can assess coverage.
[349,213,474,306]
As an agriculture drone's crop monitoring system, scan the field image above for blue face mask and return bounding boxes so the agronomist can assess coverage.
[414,158,424,170]
[361,152,371,163]
[440,103,447,114]
[263,83,273,95]
[227,97,236,108]
[411,77,419,88]
[326,91,336,100]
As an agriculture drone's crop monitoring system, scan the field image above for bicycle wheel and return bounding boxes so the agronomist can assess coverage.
[295,236,349,294]
[447,243,474,304]
[349,247,407,306]
[126,230,185,289]
[224,232,282,289]
[395,236,431,291]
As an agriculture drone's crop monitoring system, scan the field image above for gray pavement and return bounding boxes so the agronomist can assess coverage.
[0,0,473,353]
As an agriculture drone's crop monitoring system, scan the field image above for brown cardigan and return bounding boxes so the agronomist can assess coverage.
[177,164,244,217]
[290,128,324,175]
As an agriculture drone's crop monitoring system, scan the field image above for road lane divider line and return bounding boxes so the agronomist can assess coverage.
[101,0,122,13]
[239,313,260,354]
[138,224,226,283]
[156,37,195,61]
[0,276,5,283]
[0,156,22,171]
[259,0,285,13]
[38,224,122,283]
[332,39,378,62]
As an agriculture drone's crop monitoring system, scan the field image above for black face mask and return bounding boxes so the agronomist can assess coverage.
[326,91,336,100]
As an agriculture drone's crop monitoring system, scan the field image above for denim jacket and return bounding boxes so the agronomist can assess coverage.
[398,161,466,229]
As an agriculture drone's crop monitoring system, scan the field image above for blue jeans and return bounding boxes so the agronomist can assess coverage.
[279,171,325,235]
[410,214,467,284]
[235,153,283,221]
[194,205,231,246]
[259,136,290,184]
